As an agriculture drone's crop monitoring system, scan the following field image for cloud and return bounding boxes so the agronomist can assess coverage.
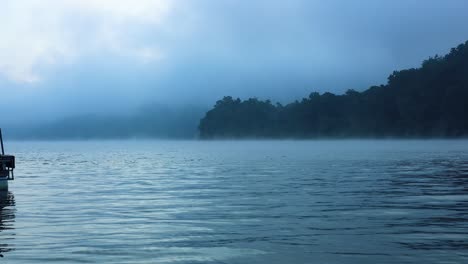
[2,0,468,125]
[0,0,172,83]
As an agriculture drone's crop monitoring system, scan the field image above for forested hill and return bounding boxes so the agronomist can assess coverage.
[199,41,468,139]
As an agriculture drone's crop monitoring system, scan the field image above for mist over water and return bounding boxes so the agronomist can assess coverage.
[2,140,468,263]
[1,1,468,263]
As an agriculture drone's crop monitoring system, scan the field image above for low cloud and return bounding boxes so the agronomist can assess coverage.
[0,0,172,83]
[1,0,468,124]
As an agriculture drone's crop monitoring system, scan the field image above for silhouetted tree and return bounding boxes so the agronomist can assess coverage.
[199,40,468,138]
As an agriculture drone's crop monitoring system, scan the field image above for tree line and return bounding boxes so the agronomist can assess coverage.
[199,41,468,138]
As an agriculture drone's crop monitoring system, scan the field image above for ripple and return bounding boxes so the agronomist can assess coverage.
[3,140,468,263]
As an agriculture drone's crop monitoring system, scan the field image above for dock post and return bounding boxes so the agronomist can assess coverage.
[0,128,4,155]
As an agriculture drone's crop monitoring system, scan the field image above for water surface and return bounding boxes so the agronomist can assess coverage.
[1,140,468,263]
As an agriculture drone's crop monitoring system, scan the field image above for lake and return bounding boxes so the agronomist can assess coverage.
[1,140,468,263]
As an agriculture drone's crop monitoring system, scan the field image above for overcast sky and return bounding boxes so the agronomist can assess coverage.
[1,0,468,123]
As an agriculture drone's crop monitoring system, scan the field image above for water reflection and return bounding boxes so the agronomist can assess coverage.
[0,191,15,257]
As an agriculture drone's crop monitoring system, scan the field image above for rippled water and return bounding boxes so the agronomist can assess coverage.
[1,140,468,263]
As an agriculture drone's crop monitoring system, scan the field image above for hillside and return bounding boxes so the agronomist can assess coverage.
[199,41,468,138]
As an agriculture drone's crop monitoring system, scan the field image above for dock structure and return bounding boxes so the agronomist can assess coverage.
[0,129,15,190]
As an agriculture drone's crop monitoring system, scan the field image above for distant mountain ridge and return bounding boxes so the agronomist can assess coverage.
[10,105,207,140]
[199,41,468,138]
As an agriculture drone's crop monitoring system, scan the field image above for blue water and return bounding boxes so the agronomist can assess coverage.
[1,140,468,263]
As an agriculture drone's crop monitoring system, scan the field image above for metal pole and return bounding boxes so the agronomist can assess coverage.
[0,128,4,155]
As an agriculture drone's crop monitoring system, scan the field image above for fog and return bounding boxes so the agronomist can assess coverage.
[1,0,468,137]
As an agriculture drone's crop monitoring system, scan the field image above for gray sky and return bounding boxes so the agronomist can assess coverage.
[1,0,468,124]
